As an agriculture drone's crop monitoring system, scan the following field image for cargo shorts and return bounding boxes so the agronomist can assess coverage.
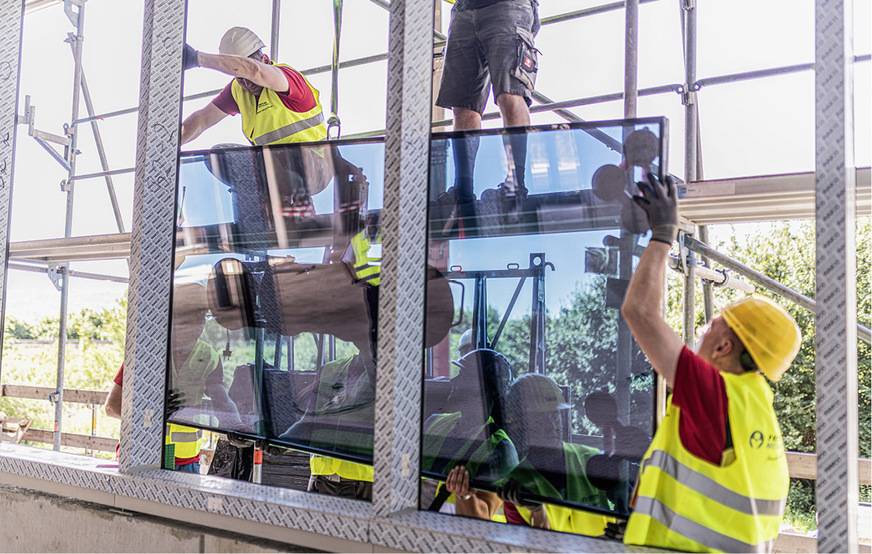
[436,0,540,114]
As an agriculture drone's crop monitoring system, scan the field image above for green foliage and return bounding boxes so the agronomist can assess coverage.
[1,295,127,455]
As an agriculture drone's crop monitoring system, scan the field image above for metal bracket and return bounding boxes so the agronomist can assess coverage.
[47,265,66,291]
[676,84,699,106]
[48,391,60,404]
[63,0,85,27]
[17,95,73,171]
[682,0,695,10]
[678,231,690,275]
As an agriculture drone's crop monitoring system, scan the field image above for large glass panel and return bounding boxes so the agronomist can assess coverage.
[421,119,666,532]
[168,140,396,470]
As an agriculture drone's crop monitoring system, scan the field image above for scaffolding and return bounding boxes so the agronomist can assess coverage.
[0,0,867,551]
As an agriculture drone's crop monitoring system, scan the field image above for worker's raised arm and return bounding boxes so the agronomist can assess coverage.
[180,102,227,145]
[104,382,122,419]
[620,174,685,388]
[187,45,289,94]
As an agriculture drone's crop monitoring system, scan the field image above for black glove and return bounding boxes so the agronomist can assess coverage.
[225,431,253,448]
[165,388,185,418]
[182,43,200,70]
[604,520,627,541]
[632,173,678,245]
[255,439,288,456]
[498,478,542,512]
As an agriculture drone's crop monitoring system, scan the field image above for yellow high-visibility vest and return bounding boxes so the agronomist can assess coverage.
[508,442,614,536]
[310,456,374,482]
[624,370,788,553]
[167,340,220,460]
[349,231,381,286]
[231,63,327,145]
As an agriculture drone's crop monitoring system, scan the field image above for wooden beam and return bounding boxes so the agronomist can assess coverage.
[786,451,871,485]
[1,384,108,405]
[22,428,117,452]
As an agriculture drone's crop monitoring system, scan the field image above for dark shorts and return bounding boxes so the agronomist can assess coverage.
[436,0,540,114]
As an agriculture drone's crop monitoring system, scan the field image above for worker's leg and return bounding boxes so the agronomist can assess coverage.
[497,93,532,194]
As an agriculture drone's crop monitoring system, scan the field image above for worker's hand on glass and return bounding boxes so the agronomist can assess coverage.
[632,172,678,245]
[604,520,627,541]
[445,465,474,501]
[225,431,253,448]
[254,439,288,456]
[165,388,185,418]
[182,43,200,70]
[498,478,543,512]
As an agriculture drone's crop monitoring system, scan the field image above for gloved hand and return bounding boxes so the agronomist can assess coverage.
[632,172,678,245]
[182,43,200,70]
[498,478,542,512]
[225,431,253,448]
[255,439,288,456]
[604,520,627,541]
[165,389,185,418]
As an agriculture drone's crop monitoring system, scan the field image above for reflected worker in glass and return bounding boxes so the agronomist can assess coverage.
[422,349,518,521]
[436,0,540,234]
[498,373,612,535]
[105,283,243,472]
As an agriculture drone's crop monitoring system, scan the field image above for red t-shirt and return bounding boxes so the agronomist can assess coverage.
[212,64,317,116]
[113,363,201,466]
[671,346,729,465]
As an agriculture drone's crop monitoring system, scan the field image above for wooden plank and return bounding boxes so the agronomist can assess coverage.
[1,384,108,405]
[786,451,872,485]
[21,428,117,452]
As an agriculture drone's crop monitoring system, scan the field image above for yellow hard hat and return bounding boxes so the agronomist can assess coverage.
[219,27,265,58]
[721,296,801,382]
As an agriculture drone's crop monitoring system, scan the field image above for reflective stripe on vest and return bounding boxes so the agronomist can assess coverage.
[350,232,381,285]
[624,370,788,553]
[165,423,202,459]
[231,64,327,145]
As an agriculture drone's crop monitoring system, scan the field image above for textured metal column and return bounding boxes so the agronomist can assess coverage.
[120,0,187,471]
[0,0,24,374]
[372,0,432,518]
[814,0,858,550]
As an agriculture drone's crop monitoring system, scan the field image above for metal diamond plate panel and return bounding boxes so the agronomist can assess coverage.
[373,0,433,519]
[814,0,859,551]
[0,0,24,370]
[121,0,187,471]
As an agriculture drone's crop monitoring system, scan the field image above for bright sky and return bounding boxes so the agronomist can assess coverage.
[5,0,870,321]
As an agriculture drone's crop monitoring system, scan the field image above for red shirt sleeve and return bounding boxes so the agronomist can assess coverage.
[209,65,316,116]
[503,502,530,525]
[113,364,124,386]
[671,346,728,465]
[212,81,238,115]
[275,65,317,112]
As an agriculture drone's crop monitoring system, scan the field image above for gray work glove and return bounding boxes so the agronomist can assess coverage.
[165,388,185,418]
[498,478,543,512]
[182,43,199,70]
[632,173,678,245]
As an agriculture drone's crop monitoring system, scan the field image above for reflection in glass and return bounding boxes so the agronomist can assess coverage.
[422,119,666,534]
[169,139,456,498]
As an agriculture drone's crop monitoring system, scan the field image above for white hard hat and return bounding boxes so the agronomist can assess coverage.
[458,329,473,356]
[219,27,266,58]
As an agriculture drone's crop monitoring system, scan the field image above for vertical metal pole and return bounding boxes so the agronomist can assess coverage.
[615,0,639,420]
[815,0,858,550]
[698,225,714,322]
[270,0,280,62]
[120,0,187,472]
[53,3,87,451]
[681,0,698,348]
[373,0,432,521]
[0,0,25,383]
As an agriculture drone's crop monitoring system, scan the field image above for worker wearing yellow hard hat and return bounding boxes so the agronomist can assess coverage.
[617,173,800,553]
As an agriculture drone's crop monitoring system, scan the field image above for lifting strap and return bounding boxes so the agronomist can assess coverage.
[327,0,343,139]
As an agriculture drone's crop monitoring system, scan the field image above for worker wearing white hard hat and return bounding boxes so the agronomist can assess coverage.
[180,27,327,146]
[618,173,799,552]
